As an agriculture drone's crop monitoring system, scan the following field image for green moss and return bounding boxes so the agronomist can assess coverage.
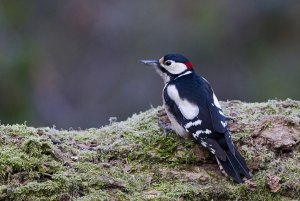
[0,100,300,200]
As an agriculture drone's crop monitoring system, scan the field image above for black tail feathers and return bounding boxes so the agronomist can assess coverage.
[217,147,252,183]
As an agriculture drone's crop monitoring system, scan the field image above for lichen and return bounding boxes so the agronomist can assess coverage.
[0,99,300,200]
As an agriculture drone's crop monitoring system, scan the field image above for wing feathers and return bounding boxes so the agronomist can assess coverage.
[163,73,251,183]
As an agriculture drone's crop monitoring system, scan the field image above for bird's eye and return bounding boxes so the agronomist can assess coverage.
[164,61,172,66]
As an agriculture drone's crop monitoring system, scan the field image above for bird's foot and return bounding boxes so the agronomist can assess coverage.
[157,108,174,138]
[158,121,174,138]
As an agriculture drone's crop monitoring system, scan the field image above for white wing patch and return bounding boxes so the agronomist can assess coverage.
[213,93,221,109]
[219,110,225,116]
[220,121,227,127]
[200,140,207,147]
[192,129,212,138]
[167,85,199,120]
[209,148,216,154]
[184,120,202,129]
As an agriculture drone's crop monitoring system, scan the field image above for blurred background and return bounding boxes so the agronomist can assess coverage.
[0,1,299,128]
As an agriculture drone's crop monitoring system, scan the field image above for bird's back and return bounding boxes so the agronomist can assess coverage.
[163,73,215,133]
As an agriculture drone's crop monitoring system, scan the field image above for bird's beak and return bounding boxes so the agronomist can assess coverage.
[140,60,159,67]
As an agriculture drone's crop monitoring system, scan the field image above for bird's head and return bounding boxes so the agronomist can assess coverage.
[140,54,193,82]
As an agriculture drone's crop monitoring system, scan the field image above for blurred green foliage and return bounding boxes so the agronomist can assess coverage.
[0,1,299,128]
[0,2,36,123]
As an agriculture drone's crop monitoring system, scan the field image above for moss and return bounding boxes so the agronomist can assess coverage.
[0,99,300,200]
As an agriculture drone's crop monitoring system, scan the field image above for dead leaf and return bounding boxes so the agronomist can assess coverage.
[245,179,257,191]
[254,116,300,150]
[268,175,281,193]
[192,145,210,161]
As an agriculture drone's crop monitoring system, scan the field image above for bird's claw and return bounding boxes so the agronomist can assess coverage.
[158,120,174,138]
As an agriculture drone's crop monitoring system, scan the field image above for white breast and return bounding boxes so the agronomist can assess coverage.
[164,104,189,138]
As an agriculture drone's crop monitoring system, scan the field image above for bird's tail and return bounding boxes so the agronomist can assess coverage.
[216,147,252,183]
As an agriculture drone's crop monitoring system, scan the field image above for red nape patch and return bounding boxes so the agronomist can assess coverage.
[184,61,193,69]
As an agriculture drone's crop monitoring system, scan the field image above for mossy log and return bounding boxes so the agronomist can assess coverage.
[0,99,300,200]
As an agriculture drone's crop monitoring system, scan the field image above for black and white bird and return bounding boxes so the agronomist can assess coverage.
[140,54,251,183]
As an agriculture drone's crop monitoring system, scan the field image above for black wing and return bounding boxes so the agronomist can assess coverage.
[165,73,234,154]
[164,73,251,183]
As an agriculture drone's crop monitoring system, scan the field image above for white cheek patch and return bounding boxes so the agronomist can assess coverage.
[167,85,199,120]
[213,93,221,109]
[163,62,187,75]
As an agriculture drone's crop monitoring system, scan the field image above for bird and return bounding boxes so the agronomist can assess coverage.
[140,53,251,183]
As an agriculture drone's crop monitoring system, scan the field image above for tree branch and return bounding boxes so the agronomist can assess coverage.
[0,99,299,200]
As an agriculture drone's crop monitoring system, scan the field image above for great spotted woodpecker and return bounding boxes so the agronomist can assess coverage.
[141,54,251,183]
